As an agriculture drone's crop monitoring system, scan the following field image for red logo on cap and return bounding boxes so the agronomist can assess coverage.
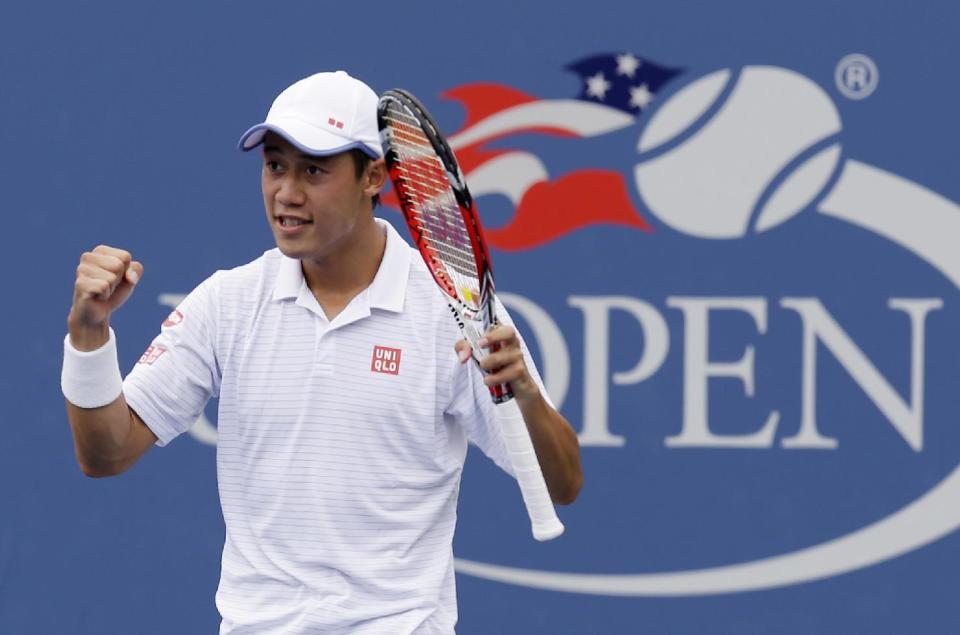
[371,345,401,375]
[327,117,344,129]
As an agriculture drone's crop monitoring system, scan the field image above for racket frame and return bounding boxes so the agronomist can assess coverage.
[378,88,564,540]
[379,88,508,402]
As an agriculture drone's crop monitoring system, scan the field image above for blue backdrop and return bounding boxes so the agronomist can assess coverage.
[3,1,960,633]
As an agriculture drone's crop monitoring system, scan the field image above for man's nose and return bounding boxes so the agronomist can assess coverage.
[276,175,306,206]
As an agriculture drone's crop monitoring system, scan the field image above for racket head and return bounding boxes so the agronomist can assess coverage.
[377,89,496,322]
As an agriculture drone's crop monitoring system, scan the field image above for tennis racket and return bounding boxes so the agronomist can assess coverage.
[378,89,564,542]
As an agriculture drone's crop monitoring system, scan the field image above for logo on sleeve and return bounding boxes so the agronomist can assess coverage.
[371,345,402,375]
[138,344,167,365]
[162,310,184,327]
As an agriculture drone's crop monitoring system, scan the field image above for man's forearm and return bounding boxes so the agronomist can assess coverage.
[66,396,149,477]
[515,391,583,505]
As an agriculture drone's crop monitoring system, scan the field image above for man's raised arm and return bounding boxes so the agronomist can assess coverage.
[63,245,156,477]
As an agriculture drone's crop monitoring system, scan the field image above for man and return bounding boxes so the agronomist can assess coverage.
[62,70,582,634]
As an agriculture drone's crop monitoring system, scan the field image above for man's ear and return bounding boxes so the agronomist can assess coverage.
[364,158,387,197]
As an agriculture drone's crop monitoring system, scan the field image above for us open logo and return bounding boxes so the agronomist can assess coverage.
[439,56,960,596]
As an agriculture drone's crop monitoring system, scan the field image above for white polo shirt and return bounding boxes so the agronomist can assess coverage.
[122,219,547,634]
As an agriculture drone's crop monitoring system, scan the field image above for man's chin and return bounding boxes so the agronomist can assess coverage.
[272,235,306,258]
[275,243,306,260]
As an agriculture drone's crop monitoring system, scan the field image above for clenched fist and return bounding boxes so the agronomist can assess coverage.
[68,245,143,351]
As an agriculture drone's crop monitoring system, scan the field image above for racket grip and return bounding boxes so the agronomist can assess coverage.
[495,398,565,541]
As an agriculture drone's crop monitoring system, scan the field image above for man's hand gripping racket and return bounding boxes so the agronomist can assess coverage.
[378,89,564,541]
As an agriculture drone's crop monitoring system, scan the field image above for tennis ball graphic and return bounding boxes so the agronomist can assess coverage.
[634,66,842,239]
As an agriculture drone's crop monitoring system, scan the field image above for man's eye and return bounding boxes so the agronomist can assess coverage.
[265,160,282,172]
[306,165,327,176]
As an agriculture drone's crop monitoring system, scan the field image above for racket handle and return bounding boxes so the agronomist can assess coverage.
[495,398,565,541]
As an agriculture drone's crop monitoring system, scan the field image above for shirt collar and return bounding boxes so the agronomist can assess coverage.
[271,218,411,313]
[367,218,411,312]
[272,254,303,301]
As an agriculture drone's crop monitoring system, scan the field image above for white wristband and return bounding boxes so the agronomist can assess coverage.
[61,328,124,409]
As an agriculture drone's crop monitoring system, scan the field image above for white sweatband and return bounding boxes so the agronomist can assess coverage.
[61,328,124,408]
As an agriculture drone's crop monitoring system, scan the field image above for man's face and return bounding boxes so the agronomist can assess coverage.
[260,132,380,262]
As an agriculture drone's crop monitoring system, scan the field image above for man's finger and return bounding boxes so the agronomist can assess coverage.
[92,245,133,267]
[480,324,518,347]
[454,339,472,363]
[76,262,120,300]
[83,252,128,278]
[75,276,111,301]
[482,360,525,386]
[77,262,116,282]
[479,348,522,373]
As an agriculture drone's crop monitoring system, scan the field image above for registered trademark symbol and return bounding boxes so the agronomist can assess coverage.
[835,53,879,100]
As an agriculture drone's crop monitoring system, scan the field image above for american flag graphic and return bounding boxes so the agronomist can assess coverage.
[385,52,684,250]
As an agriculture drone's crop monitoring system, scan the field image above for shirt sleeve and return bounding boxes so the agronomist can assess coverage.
[122,272,221,447]
[443,297,554,479]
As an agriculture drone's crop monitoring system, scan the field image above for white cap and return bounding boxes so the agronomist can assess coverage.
[238,70,382,158]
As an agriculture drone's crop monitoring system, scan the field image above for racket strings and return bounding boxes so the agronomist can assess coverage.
[382,105,482,304]
[396,165,479,284]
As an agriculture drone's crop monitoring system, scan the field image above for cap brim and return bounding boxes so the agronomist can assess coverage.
[237,120,381,159]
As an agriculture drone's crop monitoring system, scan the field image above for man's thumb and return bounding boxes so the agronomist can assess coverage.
[126,261,144,285]
[107,261,144,310]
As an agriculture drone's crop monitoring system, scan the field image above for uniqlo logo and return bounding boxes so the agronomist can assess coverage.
[371,345,401,375]
[138,344,167,365]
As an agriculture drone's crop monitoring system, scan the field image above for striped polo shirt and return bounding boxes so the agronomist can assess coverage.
[122,219,546,634]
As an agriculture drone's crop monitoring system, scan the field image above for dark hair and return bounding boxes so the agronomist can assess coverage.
[349,148,380,209]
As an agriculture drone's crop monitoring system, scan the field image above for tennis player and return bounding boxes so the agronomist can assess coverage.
[62,70,582,634]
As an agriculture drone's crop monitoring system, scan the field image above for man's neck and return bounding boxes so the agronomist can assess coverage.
[300,217,387,320]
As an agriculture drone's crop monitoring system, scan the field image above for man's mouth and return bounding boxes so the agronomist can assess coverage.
[277,216,311,227]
